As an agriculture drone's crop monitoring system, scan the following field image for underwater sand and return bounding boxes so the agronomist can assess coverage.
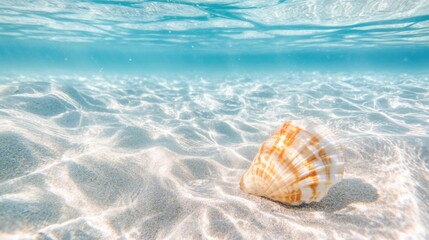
[0,72,428,239]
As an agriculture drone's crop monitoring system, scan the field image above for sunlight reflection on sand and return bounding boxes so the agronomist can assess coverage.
[0,72,428,239]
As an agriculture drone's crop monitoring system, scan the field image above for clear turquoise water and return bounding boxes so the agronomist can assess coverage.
[1,0,429,73]
[0,1,428,239]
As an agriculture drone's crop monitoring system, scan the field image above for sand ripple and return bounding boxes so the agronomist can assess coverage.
[0,72,428,239]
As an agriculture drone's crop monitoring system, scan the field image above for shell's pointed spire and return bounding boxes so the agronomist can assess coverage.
[240,119,344,205]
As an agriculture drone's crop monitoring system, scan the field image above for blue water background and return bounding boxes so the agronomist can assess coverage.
[1,0,429,73]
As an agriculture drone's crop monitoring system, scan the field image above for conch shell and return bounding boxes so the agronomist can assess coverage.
[240,120,344,205]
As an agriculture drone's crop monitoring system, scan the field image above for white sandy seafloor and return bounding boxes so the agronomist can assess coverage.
[0,72,428,239]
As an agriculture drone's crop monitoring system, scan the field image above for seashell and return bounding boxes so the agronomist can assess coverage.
[240,120,344,205]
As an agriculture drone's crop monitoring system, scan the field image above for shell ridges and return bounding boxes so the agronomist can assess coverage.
[240,119,345,205]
